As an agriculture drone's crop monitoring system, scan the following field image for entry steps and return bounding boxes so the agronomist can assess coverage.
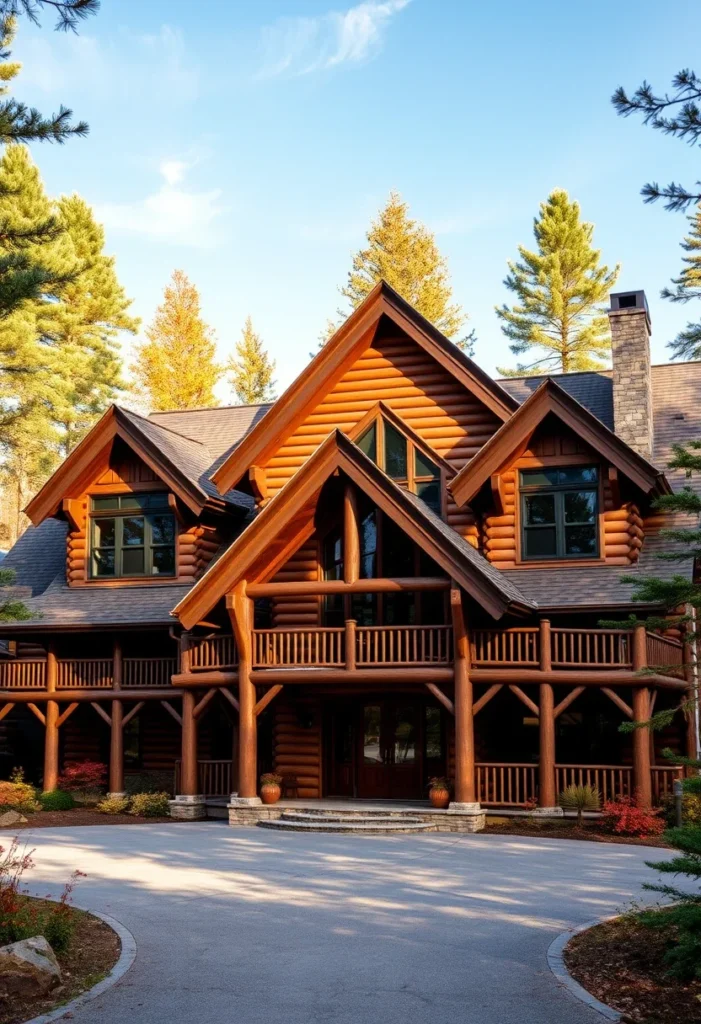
[257,808,435,833]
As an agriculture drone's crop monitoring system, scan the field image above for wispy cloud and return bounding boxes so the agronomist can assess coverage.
[258,0,410,79]
[96,159,227,248]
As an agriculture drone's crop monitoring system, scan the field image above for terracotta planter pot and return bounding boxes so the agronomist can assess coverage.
[260,783,281,805]
[429,787,450,809]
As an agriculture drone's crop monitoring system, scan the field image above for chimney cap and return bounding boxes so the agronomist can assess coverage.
[610,290,649,316]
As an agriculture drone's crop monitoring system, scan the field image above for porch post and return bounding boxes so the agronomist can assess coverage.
[181,690,198,795]
[450,585,477,809]
[683,629,699,763]
[632,624,652,807]
[230,581,259,803]
[109,637,125,796]
[537,619,559,812]
[43,643,59,792]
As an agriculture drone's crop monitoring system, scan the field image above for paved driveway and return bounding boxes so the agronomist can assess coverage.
[3,823,673,1024]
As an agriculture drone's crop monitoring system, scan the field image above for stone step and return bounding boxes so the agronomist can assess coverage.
[257,817,435,834]
[279,810,428,825]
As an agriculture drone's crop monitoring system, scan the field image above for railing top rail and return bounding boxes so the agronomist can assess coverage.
[555,763,633,770]
[475,762,537,768]
[552,627,632,636]
[646,631,683,648]
[252,627,344,635]
[473,627,539,634]
[357,624,450,632]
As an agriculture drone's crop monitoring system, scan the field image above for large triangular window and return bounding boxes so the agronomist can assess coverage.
[356,414,442,516]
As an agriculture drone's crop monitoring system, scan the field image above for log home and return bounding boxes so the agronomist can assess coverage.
[0,283,698,830]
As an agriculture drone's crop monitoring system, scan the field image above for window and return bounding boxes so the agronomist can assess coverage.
[357,416,442,515]
[89,494,176,579]
[520,467,599,561]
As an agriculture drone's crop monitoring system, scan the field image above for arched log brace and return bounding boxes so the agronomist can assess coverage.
[601,687,633,719]
[473,684,503,715]
[254,685,283,717]
[553,687,585,719]
[425,683,454,715]
[27,703,45,726]
[160,700,182,726]
[0,704,14,723]
[193,688,218,720]
[508,685,539,716]
[220,687,239,712]
[56,703,78,728]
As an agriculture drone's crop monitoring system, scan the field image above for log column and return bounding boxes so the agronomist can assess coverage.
[683,628,699,763]
[170,633,206,820]
[109,637,125,797]
[229,581,259,803]
[632,624,652,808]
[450,586,477,809]
[537,619,559,811]
[43,643,59,793]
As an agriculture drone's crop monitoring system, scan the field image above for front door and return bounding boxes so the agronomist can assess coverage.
[358,701,421,799]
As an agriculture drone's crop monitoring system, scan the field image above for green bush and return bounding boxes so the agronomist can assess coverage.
[130,792,170,817]
[38,790,75,811]
[558,784,600,826]
[96,795,130,815]
[643,823,701,979]
[0,770,39,813]
[683,775,701,795]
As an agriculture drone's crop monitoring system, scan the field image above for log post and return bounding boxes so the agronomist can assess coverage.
[109,637,125,796]
[180,633,191,674]
[450,586,477,808]
[180,690,198,796]
[632,624,652,807]
[343,483,360,585]
[683,629,699,764]
[538,619,557,810]
[345,619,357,671]
[229,581,259,803]
[43,643,59,793]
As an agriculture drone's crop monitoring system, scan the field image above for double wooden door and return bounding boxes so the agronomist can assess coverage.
[357,701,421,800]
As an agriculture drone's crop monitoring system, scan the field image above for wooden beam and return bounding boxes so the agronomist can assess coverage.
[601,687,633,719]
[122,701,145,728]
[254,684,283,717]
[180,690,198,796]
[425,683,454,716]
[473,684,503,715]
[469,668,686,690]
[0,689,186,703]
[451,585,476,804]
[27,703,46,726]
[0,704,14,723]
[230,580,256,799]
[509,684,539,716]
[245,577,451,598]
[90,701,112,726]
[160,700,183,726]
[554,686,585,719]
[193,688,218,720]
[56,703,79,728]
[633,686,652,807]
[343,482,360,585]
[220,687,240,713]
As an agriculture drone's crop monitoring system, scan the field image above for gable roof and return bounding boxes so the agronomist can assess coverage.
[174,429,533,629]
[449,378,672,508]
[211,280,518,495]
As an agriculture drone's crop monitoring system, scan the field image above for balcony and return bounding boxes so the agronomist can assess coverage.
[0,656,178,691]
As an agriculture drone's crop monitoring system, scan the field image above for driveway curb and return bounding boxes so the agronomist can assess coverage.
[547,917,620,1021]
[21,902,137,1024]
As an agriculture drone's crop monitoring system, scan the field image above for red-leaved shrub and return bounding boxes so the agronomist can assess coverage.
[58,761,107,795]
[600,796,666,837]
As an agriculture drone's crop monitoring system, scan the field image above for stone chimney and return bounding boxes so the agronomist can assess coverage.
[608,290,653,460]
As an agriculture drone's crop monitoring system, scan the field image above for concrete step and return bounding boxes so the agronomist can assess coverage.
[279,810,427,825]
[257,816,435,834]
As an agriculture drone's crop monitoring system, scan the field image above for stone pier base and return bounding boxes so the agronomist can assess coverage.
[169,794,207,821]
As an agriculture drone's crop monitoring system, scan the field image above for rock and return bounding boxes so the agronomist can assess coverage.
[0,810,27,826]
[0,935,62,1000]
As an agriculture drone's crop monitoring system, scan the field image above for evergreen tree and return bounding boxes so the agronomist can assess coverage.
[660,204,701,360]
[0,567,31,621]
[496,189,620,377]
[131,270,222,411]
[228,316,276,405]
[51,195,138,452]
[333,191,466,340]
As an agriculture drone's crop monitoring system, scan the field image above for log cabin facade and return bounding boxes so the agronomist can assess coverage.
[0,283,698,827]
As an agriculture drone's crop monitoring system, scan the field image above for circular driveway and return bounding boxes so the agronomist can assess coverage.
[7,823,673,1024]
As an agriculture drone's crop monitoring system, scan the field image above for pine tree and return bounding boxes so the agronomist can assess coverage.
[496,189,620,376]
[228,316,276,405]
[660,204,701,360]
[131,270,222,411]
[51,195,138,452]
[334,191,466,340]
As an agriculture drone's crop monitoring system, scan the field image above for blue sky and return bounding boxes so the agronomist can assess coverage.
[11,0,701,399]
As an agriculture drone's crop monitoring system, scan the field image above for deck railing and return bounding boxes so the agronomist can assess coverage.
[471,628,539,666]
[57,658,112,689]
[475,763,538,807]
[651,765,685,803]
[0,660,46,690]
[551,629,632,668]
[189,635,238,671]
[123,657,177,688]
[252,628,345,667]
[174,759,233,797]
[356,625,453,666]
[646,633,684,675]
[555,764,633,803]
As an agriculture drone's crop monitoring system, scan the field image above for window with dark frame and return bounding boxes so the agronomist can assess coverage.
[520,466,599,561]
[89,494,177,579]
[356,416,442,515]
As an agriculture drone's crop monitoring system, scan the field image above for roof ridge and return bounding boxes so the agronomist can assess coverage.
[149,402,273,416]
[498,368,613,381]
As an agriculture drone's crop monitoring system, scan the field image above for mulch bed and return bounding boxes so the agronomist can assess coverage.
[0,898,121,1024]
[484,817,670,847]
[565,910,701,1024]
[8,809,178,828]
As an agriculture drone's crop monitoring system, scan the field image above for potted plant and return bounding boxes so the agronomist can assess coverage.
[260,772,283,805]
[428,777,450,809]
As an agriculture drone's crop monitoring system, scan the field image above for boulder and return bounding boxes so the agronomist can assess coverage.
[0,935,62,1000]
[0,810,28,827]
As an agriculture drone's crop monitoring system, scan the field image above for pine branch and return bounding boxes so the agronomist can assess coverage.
[641,181,701,212]
[0,0,99,32]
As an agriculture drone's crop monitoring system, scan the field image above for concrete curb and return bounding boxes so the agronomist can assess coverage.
[547,917,621,1022]
[20,901,137,1024]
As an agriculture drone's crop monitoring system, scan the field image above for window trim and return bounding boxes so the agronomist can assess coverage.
[518,465,601,563]
[355,411,445,518]
[88,494,178,580]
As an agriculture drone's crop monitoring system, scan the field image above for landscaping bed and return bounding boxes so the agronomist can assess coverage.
[484,817,670,847]
[7,809,175,829]
[0,897,120,1024]
[565,910,701,1024]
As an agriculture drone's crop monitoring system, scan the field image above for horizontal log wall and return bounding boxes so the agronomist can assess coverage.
[264,336,503,546]
[272,699,322,798]
[271,538,320,628]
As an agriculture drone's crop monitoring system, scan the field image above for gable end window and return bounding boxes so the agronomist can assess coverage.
[520,467,599,561]
[357,416,442,516]
[89,493,177,579]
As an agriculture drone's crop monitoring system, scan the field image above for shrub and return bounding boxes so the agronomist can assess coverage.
[96,795,131,815]
[0,769,39,813]
[130,792,170,817]
[58,761,107,802]
[124,771,173,796]
[559,784,600,826]
[643,824,701,979]
[38,790,75,812]
[601,796,666,837]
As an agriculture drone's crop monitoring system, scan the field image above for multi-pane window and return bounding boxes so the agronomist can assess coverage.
[357,417,442,515]
[520,467,599,561]
[90,494,177,579]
